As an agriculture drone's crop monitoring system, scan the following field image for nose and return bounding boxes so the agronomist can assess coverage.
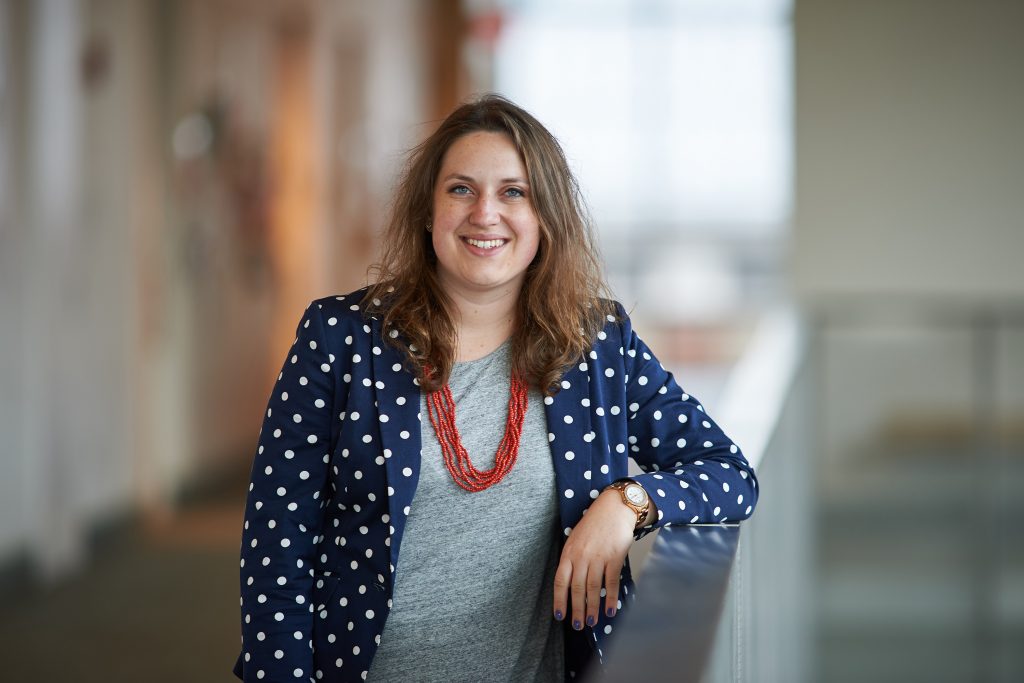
[469,195,499,227]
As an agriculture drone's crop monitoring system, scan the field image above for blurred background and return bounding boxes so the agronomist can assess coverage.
[0,0,1021,681]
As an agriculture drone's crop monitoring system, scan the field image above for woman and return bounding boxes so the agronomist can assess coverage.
[234,95,757,682]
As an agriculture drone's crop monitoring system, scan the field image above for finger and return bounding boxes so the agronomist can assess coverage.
[553,558,573,622]
[570,564,588,631]
[585,565,603,628]
[604,563,621,619]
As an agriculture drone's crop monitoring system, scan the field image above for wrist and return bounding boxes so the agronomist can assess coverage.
[604,478,651,530]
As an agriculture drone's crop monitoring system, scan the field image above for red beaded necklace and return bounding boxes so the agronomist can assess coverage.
[425,371,529,492]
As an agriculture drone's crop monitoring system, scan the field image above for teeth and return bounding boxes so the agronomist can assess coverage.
[466,238,505,249]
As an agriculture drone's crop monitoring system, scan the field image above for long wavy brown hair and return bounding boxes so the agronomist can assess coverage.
[365,94,615,395]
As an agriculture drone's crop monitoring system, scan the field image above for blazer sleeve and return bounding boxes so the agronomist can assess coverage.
[615,305,758,537]
[237,301,345,682]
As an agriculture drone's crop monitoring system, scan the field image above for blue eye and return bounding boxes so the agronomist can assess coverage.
[450,185,470,195]
[505,187,525,198]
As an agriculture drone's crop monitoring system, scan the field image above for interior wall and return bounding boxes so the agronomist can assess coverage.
[0,0,29,564]
[793,0,1024,463]
[793,0,1024,303]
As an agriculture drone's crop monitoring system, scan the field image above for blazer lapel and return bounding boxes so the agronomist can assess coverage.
[367,327,422,576]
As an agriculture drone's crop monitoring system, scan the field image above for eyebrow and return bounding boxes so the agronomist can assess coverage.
[443,173,529,185]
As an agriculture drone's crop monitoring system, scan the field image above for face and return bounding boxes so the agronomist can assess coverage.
[431,131,541,299]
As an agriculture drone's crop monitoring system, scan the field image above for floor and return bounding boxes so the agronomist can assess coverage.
[0,493,246,682]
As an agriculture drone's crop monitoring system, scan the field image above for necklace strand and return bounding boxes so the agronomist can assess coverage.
[425,372,528,492]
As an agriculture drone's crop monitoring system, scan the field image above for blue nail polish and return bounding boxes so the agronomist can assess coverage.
[606,607,615,618]
[554,610,563,621]
[573,619,582,630]
[586,616,595,627]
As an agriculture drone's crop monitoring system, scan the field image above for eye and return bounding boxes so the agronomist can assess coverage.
[449,184,471,195]
[505,187,526,198]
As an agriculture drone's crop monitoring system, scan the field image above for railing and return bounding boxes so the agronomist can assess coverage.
[596,305,812,682]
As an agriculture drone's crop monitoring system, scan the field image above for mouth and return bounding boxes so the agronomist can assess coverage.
[462,237,509,251]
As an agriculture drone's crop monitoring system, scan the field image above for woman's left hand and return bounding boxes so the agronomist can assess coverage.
[553,489,637,630]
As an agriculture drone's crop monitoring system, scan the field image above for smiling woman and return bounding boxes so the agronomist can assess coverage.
[234,95,758,683]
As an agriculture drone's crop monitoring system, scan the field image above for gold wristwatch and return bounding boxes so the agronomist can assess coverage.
[607,478,650,529]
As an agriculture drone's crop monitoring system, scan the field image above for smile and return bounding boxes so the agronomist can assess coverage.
[463,237,508,250]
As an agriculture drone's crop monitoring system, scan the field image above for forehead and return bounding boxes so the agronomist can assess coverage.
[438,131,525,173]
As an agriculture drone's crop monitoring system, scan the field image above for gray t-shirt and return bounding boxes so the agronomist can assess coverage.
[366,341,564,682]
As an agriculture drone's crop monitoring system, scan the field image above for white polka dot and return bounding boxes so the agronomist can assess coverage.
[604,368,614,378]
[307,435,318,444]
[565,451,575,461]
[564,489,574,498]
[563,415,573,424]
[402,467,412,477]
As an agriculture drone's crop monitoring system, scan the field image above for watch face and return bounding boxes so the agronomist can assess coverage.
[625,484,647,506]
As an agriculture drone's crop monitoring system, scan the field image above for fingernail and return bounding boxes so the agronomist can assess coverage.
[606,607,615,618]
[586,616,595,627]
[572,619,582,630]
[554,610,563,621]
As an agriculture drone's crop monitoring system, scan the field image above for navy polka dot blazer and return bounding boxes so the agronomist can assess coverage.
[234,288,758,682]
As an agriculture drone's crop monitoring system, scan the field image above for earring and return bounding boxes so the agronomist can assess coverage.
[426,220,433,232]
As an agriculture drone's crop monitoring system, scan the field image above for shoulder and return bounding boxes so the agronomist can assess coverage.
[296,288,382,345]
[596,298,633,339]
[310,287,371,318]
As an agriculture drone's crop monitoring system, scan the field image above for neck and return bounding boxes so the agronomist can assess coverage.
[443,283,520,362]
